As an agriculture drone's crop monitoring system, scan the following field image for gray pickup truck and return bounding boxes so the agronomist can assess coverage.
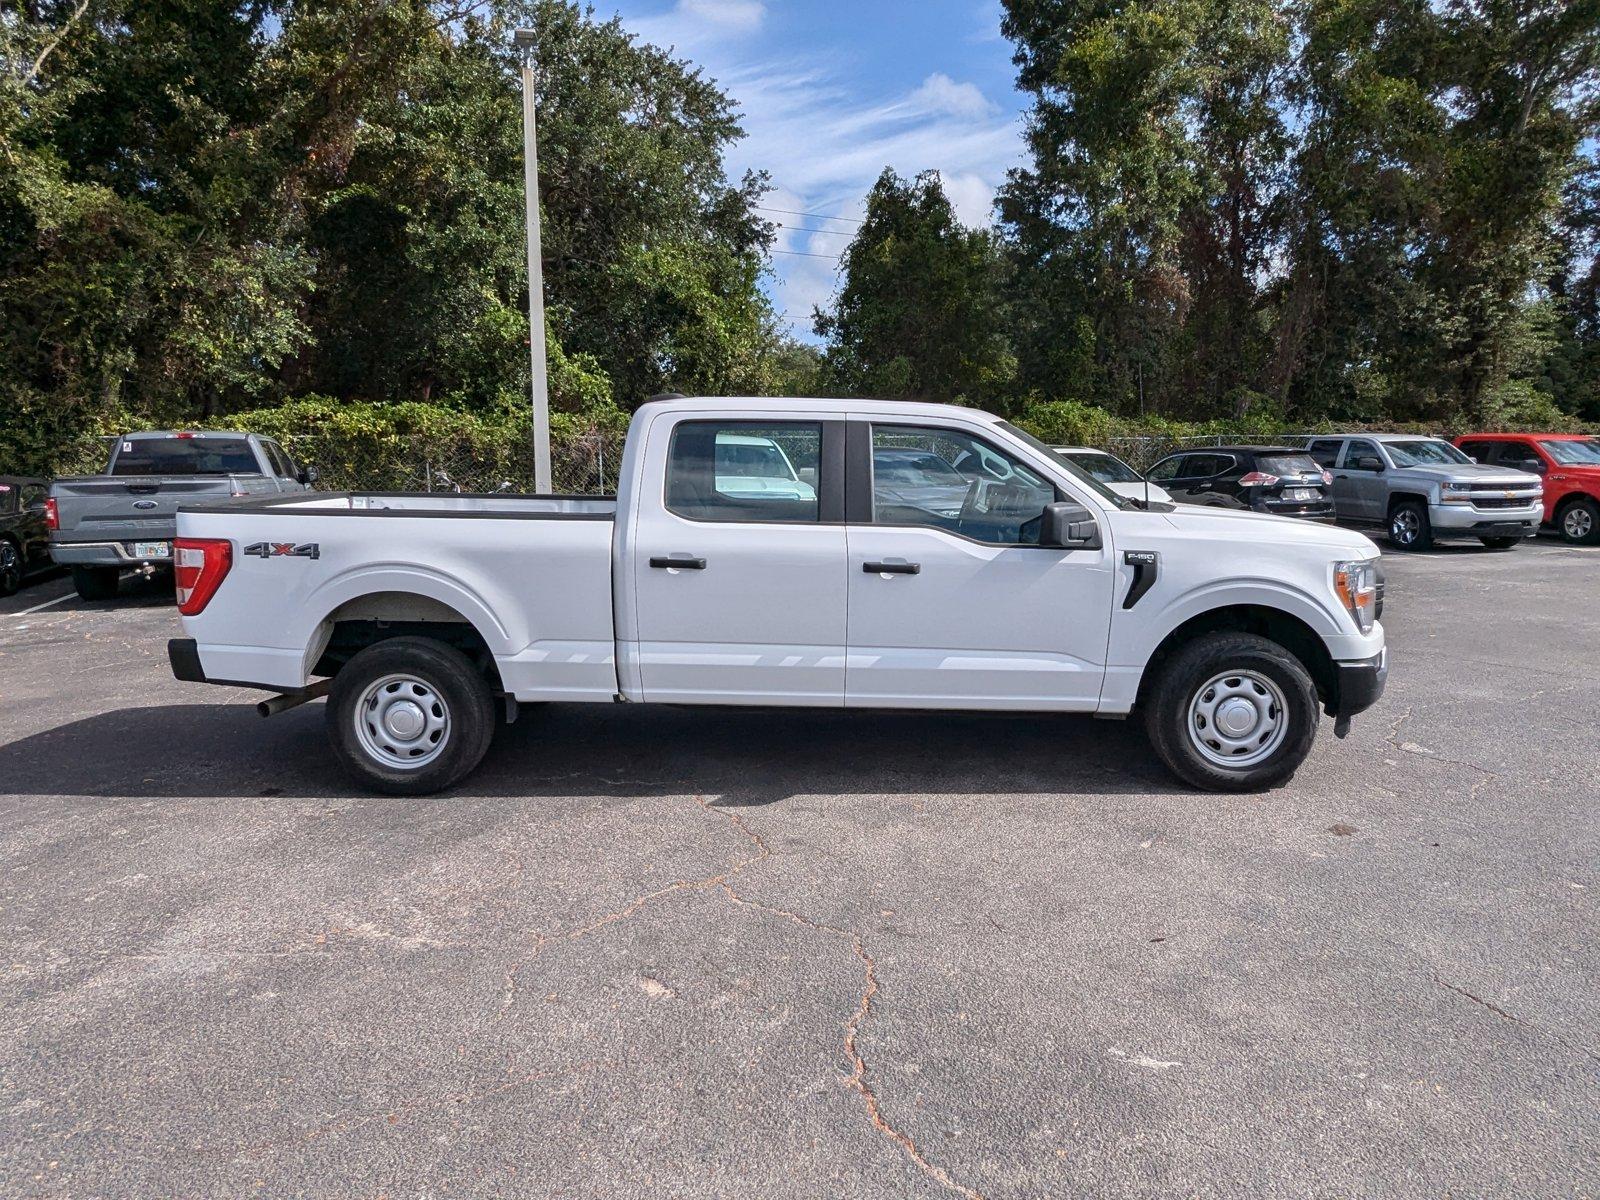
[1305,433,1543,550]
[49,431,316,599]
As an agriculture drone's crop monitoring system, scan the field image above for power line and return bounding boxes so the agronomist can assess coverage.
[772,248,844,260]
[757,205,864,225]
[774,222,855,238]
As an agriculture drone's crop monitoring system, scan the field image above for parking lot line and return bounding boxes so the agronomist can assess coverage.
[11,592,72,617]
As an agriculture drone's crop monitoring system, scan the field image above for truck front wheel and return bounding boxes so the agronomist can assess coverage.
[327,636,496,796]
[1387,500,1433,551]
[1143,632,1320,792]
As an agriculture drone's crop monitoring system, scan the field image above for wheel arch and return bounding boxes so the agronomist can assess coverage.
[1386,490,1430,514]
[1134,603,1337,712]
[303,586,506,693]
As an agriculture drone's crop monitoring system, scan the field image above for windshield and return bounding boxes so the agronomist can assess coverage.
[110,437,259,476]
[874,451,965,486]
[714,440,796,480]
[1060,451,1142,484]
[1384,439,1471,468]
[1540,439,1600,465]
[997,422,1134,508]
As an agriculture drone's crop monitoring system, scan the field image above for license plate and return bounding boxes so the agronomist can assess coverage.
[134,541,170,559]
[1287,488,1316,501]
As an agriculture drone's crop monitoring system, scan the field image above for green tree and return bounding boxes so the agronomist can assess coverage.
[816,168,1015,405]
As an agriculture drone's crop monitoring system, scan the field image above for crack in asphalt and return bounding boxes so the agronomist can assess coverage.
[719,880,986,1200]
[1382,704,1500,801]
[487,792,985,1199]
[1433,975,1600,1066]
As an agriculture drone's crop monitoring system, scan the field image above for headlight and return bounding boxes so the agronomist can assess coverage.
[1333,559,1379,633]
[1439,482,1474,504]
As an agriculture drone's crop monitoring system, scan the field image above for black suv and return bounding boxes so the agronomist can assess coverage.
[1146,447,1335,520]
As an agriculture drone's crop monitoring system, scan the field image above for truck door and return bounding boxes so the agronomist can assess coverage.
[844,420,1114,710]
[1338,439,1387,520]
[624,418,848,705]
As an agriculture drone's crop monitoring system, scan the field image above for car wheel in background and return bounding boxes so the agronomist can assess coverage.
[327,636,495,796]
[1477,536,1520,549]
[0,539,21,597]
[1387,499,1433,551]
[1557,497,1600,545]
[71,566,120,601]
[1142,631,1320,792]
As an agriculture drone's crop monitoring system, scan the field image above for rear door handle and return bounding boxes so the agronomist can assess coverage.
[650,556,706,570]
[862,561,920,575]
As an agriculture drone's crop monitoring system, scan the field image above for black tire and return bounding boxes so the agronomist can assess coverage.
[1387,499,1433,551]
[71,566,120,601]
[1556,496,1600,546]
[1477,536,1520,549]
[1142,631,1321,793]
[0,538,21,598]
[327,636,496,796]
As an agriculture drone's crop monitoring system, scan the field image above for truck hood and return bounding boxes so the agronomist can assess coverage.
[1392,463,1541,486]
[1152,503,1379,555]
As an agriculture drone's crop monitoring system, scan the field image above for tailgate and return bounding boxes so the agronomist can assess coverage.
[50,477,241,544]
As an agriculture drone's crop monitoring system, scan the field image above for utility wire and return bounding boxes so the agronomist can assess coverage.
[756,205,865,225]
[772,248,844,260]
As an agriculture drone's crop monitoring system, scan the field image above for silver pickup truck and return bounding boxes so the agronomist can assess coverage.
[49,431,316,599]
[1305,434,1543,550]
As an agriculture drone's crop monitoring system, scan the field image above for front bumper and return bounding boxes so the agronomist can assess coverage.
[1428,501,1542,537]
[51,539,173,567]
[1330,648,1387,723]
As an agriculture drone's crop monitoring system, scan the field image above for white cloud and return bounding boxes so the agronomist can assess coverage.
[908,72,998,121]
[940,171,999,228]
[678,0,765,32]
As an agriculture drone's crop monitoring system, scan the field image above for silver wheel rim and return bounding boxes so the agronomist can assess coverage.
[353,673,451,769]
[1391,509,1419,544]
[1564,507,1592,539]
[0,542,17,587]
[1187,669,1290,768]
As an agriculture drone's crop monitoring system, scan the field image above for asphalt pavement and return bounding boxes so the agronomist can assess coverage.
[1,541,1596,1198]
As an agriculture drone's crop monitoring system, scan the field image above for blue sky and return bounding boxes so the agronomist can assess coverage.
[601,0,1030,339]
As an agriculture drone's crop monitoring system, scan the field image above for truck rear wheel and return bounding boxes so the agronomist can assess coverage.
[0,539,21,597]
[327,636,495,796]
[71,566,120,601]
[1143,632,1320,792]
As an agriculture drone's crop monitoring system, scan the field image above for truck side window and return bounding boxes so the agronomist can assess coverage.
[665,421,822,523]
[1343,440,1382,470]
[870,425,1055,546]
[1307,440,1342,467]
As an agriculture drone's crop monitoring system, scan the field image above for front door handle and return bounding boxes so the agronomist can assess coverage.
[650,556,706,570]
[862,561,920,575]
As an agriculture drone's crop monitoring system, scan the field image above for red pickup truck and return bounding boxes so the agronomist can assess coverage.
[1454,433,1600,545]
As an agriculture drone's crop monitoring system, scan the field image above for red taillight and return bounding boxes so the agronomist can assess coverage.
[175,431,197,439]
[1238,471,1280,487]
[174,538,232,615]
[44,497,59,530]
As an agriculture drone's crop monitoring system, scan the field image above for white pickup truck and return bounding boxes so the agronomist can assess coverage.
[168,397,1387,795]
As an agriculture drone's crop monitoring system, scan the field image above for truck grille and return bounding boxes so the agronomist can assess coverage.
[1471,496,1530,510]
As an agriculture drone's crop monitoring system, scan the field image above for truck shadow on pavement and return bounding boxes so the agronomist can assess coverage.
[0,699,1186,801]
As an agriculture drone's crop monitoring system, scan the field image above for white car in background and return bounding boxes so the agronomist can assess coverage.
[1053,446,1173,505]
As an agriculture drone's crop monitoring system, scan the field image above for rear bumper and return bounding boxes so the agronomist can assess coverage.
[1253,499,1337,520]
[51,539,172,566]
[1331,649,1387,719]
[167,638,290,693]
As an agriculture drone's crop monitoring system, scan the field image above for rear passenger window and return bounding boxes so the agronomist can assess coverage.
[665,422,822,523]
[1307,440,1342,467]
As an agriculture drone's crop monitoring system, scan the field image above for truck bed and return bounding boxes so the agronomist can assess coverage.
[189,492,618,519]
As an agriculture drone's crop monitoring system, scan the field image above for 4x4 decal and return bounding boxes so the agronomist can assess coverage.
[243,541,320,560]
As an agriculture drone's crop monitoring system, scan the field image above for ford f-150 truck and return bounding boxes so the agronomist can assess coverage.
[49,431,317,600]
[167,397,1388,795]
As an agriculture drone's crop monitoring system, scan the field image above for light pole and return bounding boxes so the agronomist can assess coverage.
[515,27,551,494]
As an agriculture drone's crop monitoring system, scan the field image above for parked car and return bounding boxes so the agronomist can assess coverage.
[713,432,817,502]
[1304,434,1542,551]
[0,477,53,597]
[1145,446,1335,520]
[1453,433,1600,546]
[168,397,1387,796]
[49,431,317,601]
[1051,447,1173,505]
